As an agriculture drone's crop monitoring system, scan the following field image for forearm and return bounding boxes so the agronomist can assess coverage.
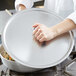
[51,19,76,36]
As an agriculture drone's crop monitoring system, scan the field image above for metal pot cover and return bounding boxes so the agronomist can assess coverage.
[2,8,74,69]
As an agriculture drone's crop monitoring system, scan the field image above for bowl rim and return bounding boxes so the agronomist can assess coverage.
[0,45,15,62]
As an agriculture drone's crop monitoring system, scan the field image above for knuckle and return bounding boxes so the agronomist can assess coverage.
[39,29,42,32]
[38,29,41,32]
[41,33,45,37]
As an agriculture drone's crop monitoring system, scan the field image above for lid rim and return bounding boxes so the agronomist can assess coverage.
[2,8,74,68]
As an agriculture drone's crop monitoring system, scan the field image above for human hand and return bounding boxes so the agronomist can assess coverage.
[18,4,26,11]
[33,24,57,42]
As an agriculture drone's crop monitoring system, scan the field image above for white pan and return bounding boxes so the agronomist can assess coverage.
[1,8,74,72]
[0,45,39,72]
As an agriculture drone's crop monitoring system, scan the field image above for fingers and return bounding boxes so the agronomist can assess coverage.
[33,29,46,42]
[33,24,38,27]
[33,23,41,27]
[33,26,39,35]
[36,33,47,42]
[39,37,45,42]
[37,33,43,40]
[35,29,41,38]
[33,23,47,42]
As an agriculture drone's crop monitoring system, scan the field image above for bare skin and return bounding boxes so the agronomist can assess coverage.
[33,19,76,42]
[18,4,26,11]
[18,4,76,42]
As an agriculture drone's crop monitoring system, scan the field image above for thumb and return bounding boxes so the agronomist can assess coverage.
[33,24,38,27]
[33,23,41,27]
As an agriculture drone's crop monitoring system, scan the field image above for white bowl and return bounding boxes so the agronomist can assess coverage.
[0,45,40,72]
[1,8,74,72]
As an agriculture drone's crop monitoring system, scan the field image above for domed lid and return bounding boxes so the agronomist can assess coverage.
[2,8,74,68]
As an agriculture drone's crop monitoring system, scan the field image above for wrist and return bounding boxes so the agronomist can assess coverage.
[50,19,76,38]
[49,27,58,38]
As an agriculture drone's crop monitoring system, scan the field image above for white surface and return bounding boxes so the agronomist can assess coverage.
[34,0,43,2]
[2,8,74,68]
[0,53,39,72]
[0,10,16,35]
[15,0,76,19]
[0,11,10,35]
